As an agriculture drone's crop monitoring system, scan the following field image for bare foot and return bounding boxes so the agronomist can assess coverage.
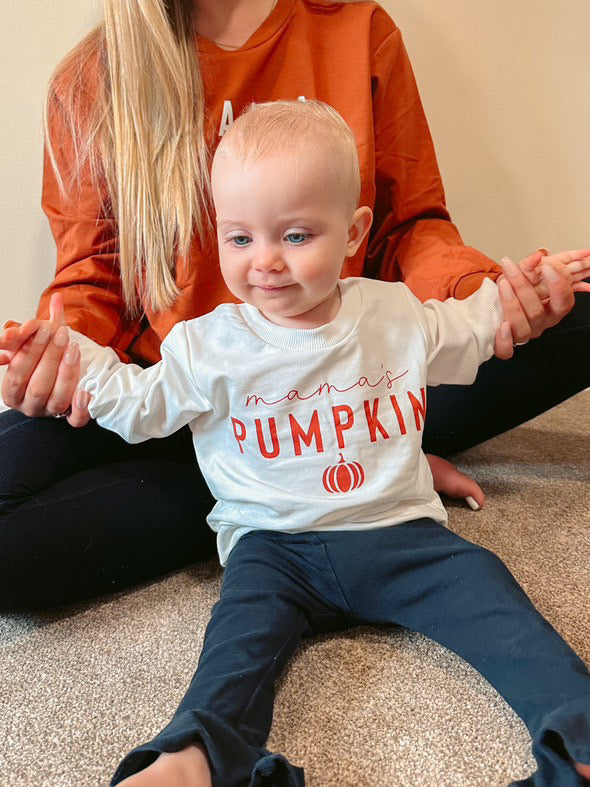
[575,761,590,780]
[117,744,212,787]
[426,454,485,510]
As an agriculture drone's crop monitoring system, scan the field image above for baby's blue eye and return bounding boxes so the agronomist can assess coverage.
[285,232,307,244]
[231,235,251,247]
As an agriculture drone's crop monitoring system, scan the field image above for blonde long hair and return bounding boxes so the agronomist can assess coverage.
[45,0,360,315]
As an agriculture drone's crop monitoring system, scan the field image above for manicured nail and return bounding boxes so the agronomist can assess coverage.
[34,325,51,344]
[54,326,68,347]
[465,496,481,511]
[64,342,79,365]
[3,320,19,330]
[499,279,515,301]
[500,321,511,341]
[542,263,559,283]
[502,258,520,278]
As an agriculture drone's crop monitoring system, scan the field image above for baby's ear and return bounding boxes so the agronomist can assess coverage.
[346,206,373,257]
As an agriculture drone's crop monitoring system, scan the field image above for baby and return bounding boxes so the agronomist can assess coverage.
[7,100,590,786]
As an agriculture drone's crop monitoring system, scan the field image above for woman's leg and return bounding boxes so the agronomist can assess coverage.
[423,293,590,455]
[0,410,215,610]
[111,532,350,787]
[319,522,590,785]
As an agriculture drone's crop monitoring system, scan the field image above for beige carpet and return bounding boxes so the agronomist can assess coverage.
[1,392,588,787]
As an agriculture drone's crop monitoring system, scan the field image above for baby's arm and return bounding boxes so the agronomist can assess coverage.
[73,323,210,443]
[418,278,503,387]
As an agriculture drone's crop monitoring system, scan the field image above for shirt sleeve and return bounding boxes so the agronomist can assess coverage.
[404,278,503,385]
[76,322,212,443]
[365,11,502,302]
[37,59,142,362]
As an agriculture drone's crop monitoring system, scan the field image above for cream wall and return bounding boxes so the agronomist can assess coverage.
[0,1,101,399]
[385,0,590,257]
[1,0,589,396]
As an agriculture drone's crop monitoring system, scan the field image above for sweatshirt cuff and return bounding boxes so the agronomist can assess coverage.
[453,270,502,300]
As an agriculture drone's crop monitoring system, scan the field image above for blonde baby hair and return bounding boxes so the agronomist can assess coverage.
[214,99,361,215]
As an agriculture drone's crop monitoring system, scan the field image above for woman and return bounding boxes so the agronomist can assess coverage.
[0,0,587,610]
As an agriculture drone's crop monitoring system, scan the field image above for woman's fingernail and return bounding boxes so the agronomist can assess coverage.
[3,320,19,330]
[542,263,559,282]
[500,321,511,340]
[54,326,68,347]
[502,258,520,278]
[34,325,51,344]
[499,279,515,301]
[64,342,79,365]
[465,496,481,511]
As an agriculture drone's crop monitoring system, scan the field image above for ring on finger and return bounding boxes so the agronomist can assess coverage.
[53,406,72,419]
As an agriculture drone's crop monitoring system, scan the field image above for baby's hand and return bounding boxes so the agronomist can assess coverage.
[0,319,47,364]
[510,248,590,300]
[1,321,92,425]
[1,294,81,417]
[493,247,588,359]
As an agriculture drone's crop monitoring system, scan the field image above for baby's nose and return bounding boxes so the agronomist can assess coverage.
[254,244,286,271]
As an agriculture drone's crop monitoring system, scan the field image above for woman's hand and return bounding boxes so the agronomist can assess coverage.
[0,293,87,421]
[493,248,590,360]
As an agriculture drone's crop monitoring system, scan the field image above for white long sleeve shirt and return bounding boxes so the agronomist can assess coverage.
[76,278,502,564]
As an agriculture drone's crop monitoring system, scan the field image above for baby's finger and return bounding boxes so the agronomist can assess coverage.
[0,329,19,351]
[67,389,92,428]
[518,251,544,276]
[45,341,80,417]
[543,249,590,268]
[566,258,590,282]
[0,320,43,351]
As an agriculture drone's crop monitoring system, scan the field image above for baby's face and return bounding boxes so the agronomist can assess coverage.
[212,144,367,329]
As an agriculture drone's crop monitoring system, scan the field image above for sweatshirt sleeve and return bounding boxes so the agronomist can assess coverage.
[365,11,502,302]
[37,57,142,362]
[75,322,212,443]
[405,278,503,386]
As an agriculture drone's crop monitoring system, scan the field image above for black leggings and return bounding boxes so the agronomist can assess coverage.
[1,293,588,610]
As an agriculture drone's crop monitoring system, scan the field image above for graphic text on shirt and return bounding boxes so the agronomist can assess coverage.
[230,387,427,460]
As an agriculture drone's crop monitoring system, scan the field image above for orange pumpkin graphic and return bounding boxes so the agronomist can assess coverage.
[322,453,365,494]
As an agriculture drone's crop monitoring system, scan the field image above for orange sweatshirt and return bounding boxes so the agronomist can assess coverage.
[39,0,501,364]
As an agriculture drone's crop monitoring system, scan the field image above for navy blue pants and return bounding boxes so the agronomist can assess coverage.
[111,521,590,786]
